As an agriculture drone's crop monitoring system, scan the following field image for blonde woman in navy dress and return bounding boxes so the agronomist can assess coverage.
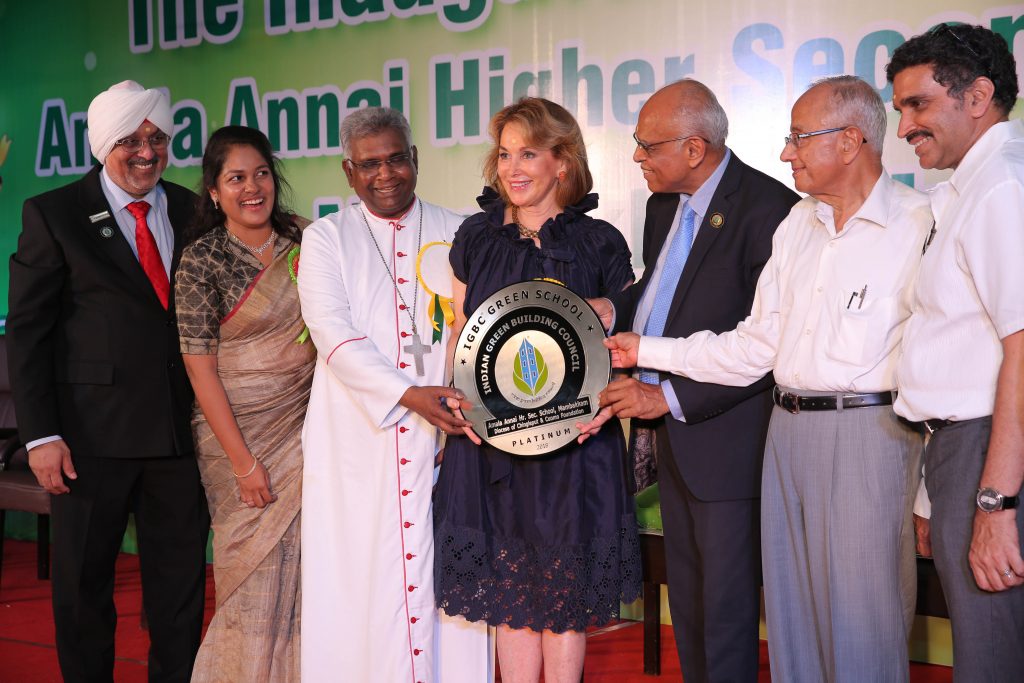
[434,97,641,682]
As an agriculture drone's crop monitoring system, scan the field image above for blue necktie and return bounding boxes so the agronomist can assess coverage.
[639,205,696,384]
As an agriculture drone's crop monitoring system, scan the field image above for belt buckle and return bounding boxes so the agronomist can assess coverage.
[923,420,937,435]
[780,390,800,415]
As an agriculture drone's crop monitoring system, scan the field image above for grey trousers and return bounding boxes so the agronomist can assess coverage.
[926,417,1024,683]
[762,394,921,683]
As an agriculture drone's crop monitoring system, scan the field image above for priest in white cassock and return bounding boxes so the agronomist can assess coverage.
[298,107,492,682]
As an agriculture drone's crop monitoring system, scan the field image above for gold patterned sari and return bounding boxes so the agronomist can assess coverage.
[190,246,315,683]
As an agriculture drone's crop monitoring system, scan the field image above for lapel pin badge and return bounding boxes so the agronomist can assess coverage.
[89,210,111,223]
[99,226,114,238]
[710,212,725,229]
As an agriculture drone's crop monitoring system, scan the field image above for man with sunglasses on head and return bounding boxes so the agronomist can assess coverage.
[888,24,1024,680]
[7,80,210,682]
[585,79,798,682]
[297,106,489,683]
[592,76,934,682]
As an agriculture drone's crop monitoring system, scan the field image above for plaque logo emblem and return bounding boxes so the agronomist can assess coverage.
[514,339,546,396]
[454,280,610,455]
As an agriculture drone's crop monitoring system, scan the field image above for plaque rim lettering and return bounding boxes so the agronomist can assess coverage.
[453,280,610,456]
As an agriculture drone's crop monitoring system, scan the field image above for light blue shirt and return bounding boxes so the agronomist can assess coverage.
[99,167,174,276]
[632,148,732,422]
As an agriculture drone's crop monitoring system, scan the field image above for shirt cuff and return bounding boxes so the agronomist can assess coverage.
[602,298,617,333]
[661,381,687,422]
[638,336,679,375]
[26,435,63,452]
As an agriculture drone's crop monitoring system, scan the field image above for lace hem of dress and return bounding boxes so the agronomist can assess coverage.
[435,514,642,633]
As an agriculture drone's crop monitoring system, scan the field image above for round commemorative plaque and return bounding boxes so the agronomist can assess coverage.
[453,280,610,456]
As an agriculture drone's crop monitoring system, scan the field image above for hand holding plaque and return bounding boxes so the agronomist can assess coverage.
[453,280,610,455]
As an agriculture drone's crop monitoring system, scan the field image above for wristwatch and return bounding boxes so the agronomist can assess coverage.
[976,487,1020,513]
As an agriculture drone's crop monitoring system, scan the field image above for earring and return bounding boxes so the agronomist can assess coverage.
[212,197,219,210]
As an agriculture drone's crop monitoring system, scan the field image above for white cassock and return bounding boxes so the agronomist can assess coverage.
[298,198,492,683]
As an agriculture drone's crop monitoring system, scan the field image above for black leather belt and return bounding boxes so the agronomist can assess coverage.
[772,386,894,414]
[912,418,956,435]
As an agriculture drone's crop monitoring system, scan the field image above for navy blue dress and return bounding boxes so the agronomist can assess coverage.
[434,188,642,633]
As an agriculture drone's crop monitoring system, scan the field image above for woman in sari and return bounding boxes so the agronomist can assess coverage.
[175,125,313,682]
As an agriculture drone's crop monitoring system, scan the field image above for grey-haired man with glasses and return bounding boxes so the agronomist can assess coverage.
[598,75,933,682]
[7,80,209,682]
[586,79,798,682]
[888,24,1024,680]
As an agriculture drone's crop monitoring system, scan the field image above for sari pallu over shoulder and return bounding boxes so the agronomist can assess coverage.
[193,244,316,607]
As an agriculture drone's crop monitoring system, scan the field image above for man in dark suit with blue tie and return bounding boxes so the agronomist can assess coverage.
[588,79,798,682]
[6,81,209,683]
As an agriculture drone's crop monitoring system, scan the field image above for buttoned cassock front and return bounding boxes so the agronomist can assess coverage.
[298,200,463,683]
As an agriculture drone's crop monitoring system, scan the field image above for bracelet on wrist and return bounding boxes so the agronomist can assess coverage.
[233,454,258,478]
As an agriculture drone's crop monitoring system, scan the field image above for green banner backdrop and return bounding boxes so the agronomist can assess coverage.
[1,0,1022,319]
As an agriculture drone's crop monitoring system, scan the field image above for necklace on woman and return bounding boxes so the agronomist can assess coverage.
[229,228,276,256]
[511,206,541,240]
[360,201,429,376]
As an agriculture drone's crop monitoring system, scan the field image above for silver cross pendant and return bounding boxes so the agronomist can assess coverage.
[403,333,431,376]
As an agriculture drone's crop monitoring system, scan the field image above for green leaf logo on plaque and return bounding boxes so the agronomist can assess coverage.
[513,338,548,396]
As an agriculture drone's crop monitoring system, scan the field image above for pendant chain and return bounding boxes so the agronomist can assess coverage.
[511,206,541,240]
[360,200,424,336]
[228,228,277,256]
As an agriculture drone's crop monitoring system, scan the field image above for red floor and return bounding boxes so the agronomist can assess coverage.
[0,539,952,682]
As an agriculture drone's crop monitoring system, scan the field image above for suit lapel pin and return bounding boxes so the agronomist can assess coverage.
[89,210,111,223]
[710,212,725,229]
[99,226,114,238]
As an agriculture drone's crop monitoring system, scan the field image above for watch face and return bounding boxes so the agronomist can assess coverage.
[978,487,1003,512]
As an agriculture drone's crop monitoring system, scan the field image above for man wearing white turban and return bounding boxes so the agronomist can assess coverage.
[7,80,210,683]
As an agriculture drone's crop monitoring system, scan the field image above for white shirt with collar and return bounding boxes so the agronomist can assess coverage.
[894,119,1024,422]
[639,171,932,393]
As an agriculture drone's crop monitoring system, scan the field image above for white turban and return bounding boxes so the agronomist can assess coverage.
[87,80,173,164]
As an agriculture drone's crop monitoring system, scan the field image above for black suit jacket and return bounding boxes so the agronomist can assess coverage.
[609,154,799,501]
[7,165,197,459]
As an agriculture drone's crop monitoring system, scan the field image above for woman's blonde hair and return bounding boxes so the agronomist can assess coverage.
[483,97,593,208]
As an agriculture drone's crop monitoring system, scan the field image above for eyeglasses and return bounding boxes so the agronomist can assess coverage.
[113,133,170,154]
[929,23,991,79]
[632,131,708,155]
[783,126,851,148]
[930,23,981,60]
[346,153,413,174]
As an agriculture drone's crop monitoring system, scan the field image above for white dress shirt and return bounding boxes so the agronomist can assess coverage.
[639,172,932,392]
[894,119,1024,422]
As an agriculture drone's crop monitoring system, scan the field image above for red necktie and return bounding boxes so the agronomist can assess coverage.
[126,201,169,309]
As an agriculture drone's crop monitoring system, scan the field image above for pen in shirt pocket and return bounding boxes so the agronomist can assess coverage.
[846,285,868,309]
